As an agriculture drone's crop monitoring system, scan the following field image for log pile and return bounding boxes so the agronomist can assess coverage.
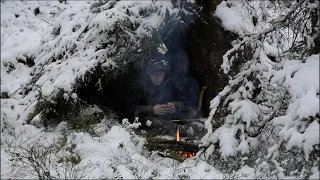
[146,138,200,152]
[145,120,203,159]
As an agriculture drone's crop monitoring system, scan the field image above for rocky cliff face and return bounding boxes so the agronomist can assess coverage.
[186,16,231,116]
[185,1,253,117]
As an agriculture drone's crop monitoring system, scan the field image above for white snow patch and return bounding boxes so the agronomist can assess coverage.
[271,54,319,160]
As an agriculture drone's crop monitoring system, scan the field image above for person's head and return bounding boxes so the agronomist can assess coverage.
[149,70,165,85]
[146,57,170,85]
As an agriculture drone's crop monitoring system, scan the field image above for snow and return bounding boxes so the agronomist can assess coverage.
[0,0,189,124]
[0,1,227,179]
[309,167,320,180]
[1,149,11,178]
[229,99,262,128]
[1,0,319,179]
[218,126,239,157]
[146,120,152,126]
[221,38,248,73]
[1,29,41,62]
[271,54,319,160]
[0,119,227,179]
[238,135,250,155]
[236,165,256,179]
[215,1,255,36]
[302,121,320,160]
[204,1,319,178]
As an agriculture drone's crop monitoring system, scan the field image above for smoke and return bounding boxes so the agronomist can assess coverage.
[132,0,202,118]
[163,1,198,76]
[161,0,201,111]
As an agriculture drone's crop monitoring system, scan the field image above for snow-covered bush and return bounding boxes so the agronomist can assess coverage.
[200,0,319,178]
[1,0,199,128]
[0,119,149,179]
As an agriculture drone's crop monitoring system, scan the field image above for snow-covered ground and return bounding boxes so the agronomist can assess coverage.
[0,1,225,179]
[1,0,319,179]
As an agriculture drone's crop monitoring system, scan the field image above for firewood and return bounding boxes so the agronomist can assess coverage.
[146,139,199,151]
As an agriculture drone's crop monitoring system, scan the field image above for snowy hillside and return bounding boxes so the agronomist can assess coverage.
[1,0,319,179]
[1,1,225,179]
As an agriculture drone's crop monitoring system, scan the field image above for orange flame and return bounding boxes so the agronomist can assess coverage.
[175,125,195,158]
[176,125,180,142]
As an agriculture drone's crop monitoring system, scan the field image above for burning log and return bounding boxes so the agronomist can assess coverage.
[146,124,200,154]
[145,120,203,159]
[146,138,200,152]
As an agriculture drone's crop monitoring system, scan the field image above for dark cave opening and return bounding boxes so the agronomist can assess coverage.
[75,2,232,122]
[75,60,204,122]
[76,63,140,120]
[75,15,234,123]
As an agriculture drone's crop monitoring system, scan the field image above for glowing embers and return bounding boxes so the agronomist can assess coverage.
[175,125,195,158]
[146,123,200,160]
[176,150,195,158]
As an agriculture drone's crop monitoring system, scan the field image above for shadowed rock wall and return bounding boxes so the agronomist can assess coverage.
[186,0,253,117]
[185,15,231,117]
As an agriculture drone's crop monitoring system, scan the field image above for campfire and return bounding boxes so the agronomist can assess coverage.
[146,119,204,160]
[145,85,207,160]
[175,124,196,158]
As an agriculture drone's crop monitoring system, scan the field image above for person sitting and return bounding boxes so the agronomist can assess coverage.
[127,53,198,135]
[130,57,186,120]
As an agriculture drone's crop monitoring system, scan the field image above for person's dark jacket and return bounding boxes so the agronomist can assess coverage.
[127,75,186,120]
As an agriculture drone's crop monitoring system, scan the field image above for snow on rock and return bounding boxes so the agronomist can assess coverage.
[235,165,256,179]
